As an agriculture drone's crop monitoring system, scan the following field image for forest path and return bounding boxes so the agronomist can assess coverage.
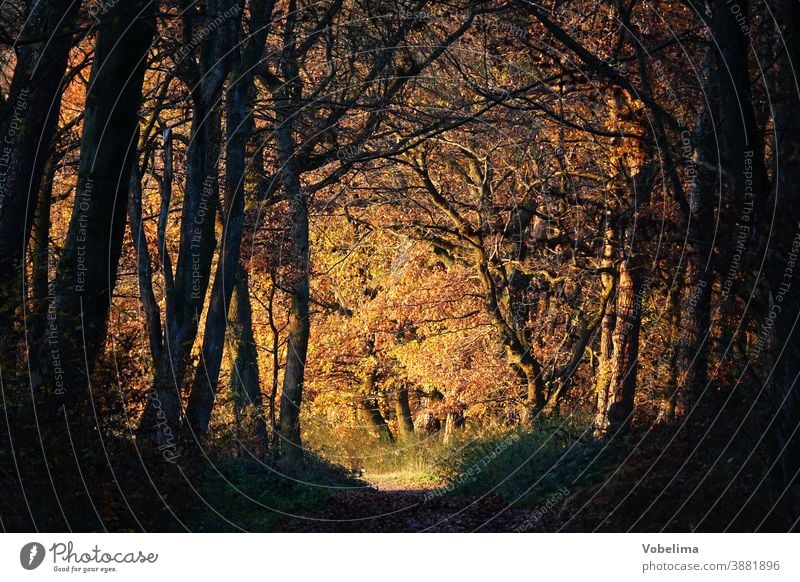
[278,478,539,532]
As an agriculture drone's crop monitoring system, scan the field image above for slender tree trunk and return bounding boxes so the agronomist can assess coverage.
[276,149,309,463]
[595,213,617,423]
[361,368,394,445]
[138,1,236,442]
[128,164,162,368]
[186,0,274,436]
[266,274,281,462]
[659,269,682,424]
[185,77,249,436]
[275,4,309,464]
[596,252,642,436]
[677,115,714,411]
[29,155,57,347]
[395,382,415,440]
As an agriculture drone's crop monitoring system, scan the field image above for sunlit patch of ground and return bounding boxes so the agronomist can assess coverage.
[364,470,445,492]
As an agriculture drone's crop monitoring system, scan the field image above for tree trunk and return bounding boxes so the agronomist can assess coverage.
[416,411,441,434]
[138,1,236,442]
[128,164,162,368]
[677,112,714,411]
[0,0,79,380]
[658,269,682,424]
[276,153,310,464]
[42,0,155,411]
[395,382,415,440]
[474,255,546,415]
[227,264,267,456]
[276,6,309,464]
[595,212,617,421]
[184,74,249,437]
[361,368,394,445]
[186,0,274,436]
[596,253,642,436]
[29,155,57,348]
[443,405,465,445]
[766,0,800,487]
[709,0,770,338]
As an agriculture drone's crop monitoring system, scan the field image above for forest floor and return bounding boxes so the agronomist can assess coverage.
[3,410,798,531]
[277,472,544,532]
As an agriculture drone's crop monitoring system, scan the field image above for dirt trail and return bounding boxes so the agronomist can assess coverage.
[279,476,540,532]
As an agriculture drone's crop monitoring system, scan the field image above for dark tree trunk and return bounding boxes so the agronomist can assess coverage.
[276,4,310,465]
[42,0,155,410]
[185,80,250,436]
[228,264,267,456]
[473,253,545,415]
[361,368,394,445]
[186,0,275,435]
[766,0,800,487]
[138,1,237,442]
[709,0,770,320]
[278,168,311,463]
[677,112,715,411]
[0,0,79,379]
[659,269,682,424]
[29,155,57,347]
[596,252,642,436]
[265,275,281,461]
[128,164,162,368]
[395,382,415,440]
[711,0,768,206]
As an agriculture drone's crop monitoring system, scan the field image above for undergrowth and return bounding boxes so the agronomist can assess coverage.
[188,452,365,532]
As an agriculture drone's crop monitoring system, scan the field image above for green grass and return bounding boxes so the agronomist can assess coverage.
[433,415,624,507]
[303,416,457,476]
[187,453,364,531]
[300,413,626,506]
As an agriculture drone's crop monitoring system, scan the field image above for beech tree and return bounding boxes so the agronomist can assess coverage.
[41,0,157,411]
[0,0,80,377]
[0,0,799,533]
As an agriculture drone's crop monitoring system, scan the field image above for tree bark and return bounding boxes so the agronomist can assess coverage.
[765,0,800,487]
[276,3,310,465]
[677,114,714,411]
[138,0,237,442]
[42,0,155,410]
[186,0,275,435]
[395,382,415,440]
[361,368,394,445]
[658,269,682,424]
[276,142,310,464]
[128,164,162,368]
[0,0,79,380]
[473,254,546,414]
[227,264,267,456]
[595,212,617,421]
[443,405,465,445]
[29,155,57,348]
[596,250,642,436]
